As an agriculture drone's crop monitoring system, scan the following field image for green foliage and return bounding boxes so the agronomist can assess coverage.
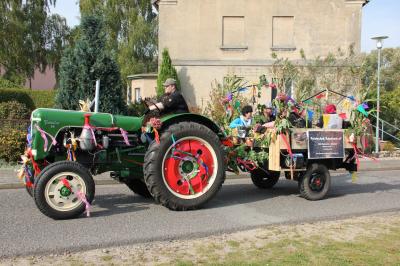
[0,100,30,163]
[203,75,249,128]
[0,128,26,162]
[0,77,23,90]
[79,0,158,82]
[127,102,146,116]
[156,48,181,96]
[0,88,56,110]
[0,101,30,120]
[0,88,36,110]
[56,14,126,114]
[0,1,70,83]
[382,141,396,152]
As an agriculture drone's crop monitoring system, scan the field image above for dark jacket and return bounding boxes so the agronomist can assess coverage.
[160,90,189,114]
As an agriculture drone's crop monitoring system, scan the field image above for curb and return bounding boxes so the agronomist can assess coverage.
[2,167,400,190]
[0,179,119,190]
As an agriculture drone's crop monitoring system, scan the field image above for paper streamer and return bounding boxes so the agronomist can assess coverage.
[120,128,131,146]
[35,125,57,152]
[77,190,91,217]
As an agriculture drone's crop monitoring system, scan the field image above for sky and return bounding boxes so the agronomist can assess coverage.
[50,0,400,53]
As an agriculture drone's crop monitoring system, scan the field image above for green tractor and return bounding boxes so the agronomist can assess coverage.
[23,108,226,219]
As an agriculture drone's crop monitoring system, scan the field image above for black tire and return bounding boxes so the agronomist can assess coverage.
[124,179,152,198]
[26,186,34,197]
[299,163,331,200]
[33,161,95,220]
[250,166,280,189]
[143,122,225,211]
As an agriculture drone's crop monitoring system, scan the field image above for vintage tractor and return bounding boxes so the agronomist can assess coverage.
[23,108,226,219]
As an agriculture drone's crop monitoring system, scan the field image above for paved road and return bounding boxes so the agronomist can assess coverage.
[1,170,400,258]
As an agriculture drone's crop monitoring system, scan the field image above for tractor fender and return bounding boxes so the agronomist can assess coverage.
[160,113,224,137]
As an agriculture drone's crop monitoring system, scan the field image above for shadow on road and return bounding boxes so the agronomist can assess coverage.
[204,181,299,209]
[86,175,400,217]
[329,175,400,198]
[90,193,152,217]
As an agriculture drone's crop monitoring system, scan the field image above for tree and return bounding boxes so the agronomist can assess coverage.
[56,14,126,114]
[156,48,181,96]
[0,0,70,84]
[43,14,71,85]
[79,0,158,81]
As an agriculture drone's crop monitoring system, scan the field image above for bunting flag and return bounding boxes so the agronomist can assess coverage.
[339,113,347,120]
[357,104,369,117]
[348,95,356,102]
[237,87,248,93]
[303,99,313,105]
[362,102,369,110]
[307,110,314,120]
[316,93,325,99]
[342,98,352,111]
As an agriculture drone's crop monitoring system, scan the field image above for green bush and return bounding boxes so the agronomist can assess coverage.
[0,88,56,110]
[26,90,56,109]
[382,141,396,152]
[0,101,30,162]
[0,77,23,90]
[0,88,35,110]
[0,101,30,120]
[0,128,26,162]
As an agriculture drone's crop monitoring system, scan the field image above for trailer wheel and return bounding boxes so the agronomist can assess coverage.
[144,122,225,211]
[299,163,331,200]
[124,179,152,198]
[250,167,280,189]
[33,161,95,219]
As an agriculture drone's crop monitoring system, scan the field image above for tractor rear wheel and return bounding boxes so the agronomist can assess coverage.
[144,122,225,211]
[124,179,152,198]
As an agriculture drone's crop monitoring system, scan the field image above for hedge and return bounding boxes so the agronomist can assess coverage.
[0,88,56,110]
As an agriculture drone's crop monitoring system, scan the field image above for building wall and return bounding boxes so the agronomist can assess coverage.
[24,66,56,90]
[157,0,367,107]
[128,77,157,103]
[1,66,56,90]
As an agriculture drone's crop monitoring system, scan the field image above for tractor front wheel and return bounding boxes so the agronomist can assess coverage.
[33,161,95,219]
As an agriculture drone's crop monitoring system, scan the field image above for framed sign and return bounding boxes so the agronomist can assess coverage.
[307,130,345,159]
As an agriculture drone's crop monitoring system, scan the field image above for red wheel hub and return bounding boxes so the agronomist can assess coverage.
[163,139,215,196]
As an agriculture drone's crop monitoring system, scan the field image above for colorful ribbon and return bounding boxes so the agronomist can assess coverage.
[35,125,57,152]
[119,128,131,146]
[77,190,91,217]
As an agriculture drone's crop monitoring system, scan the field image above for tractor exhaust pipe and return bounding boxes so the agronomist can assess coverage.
[94,79,100,113]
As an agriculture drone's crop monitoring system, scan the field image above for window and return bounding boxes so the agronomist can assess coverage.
[135,87,141,103]
[272,16,295,50]
[221,16,247,50]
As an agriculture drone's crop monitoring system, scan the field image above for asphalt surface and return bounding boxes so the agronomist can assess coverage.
[1,169,400,258]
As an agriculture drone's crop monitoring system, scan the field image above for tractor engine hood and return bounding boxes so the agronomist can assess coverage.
[30,108,143,160]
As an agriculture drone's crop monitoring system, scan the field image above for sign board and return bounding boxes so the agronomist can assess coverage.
[307,130,344,159]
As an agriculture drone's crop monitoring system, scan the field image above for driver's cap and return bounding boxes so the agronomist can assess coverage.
[163,78,177,87]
